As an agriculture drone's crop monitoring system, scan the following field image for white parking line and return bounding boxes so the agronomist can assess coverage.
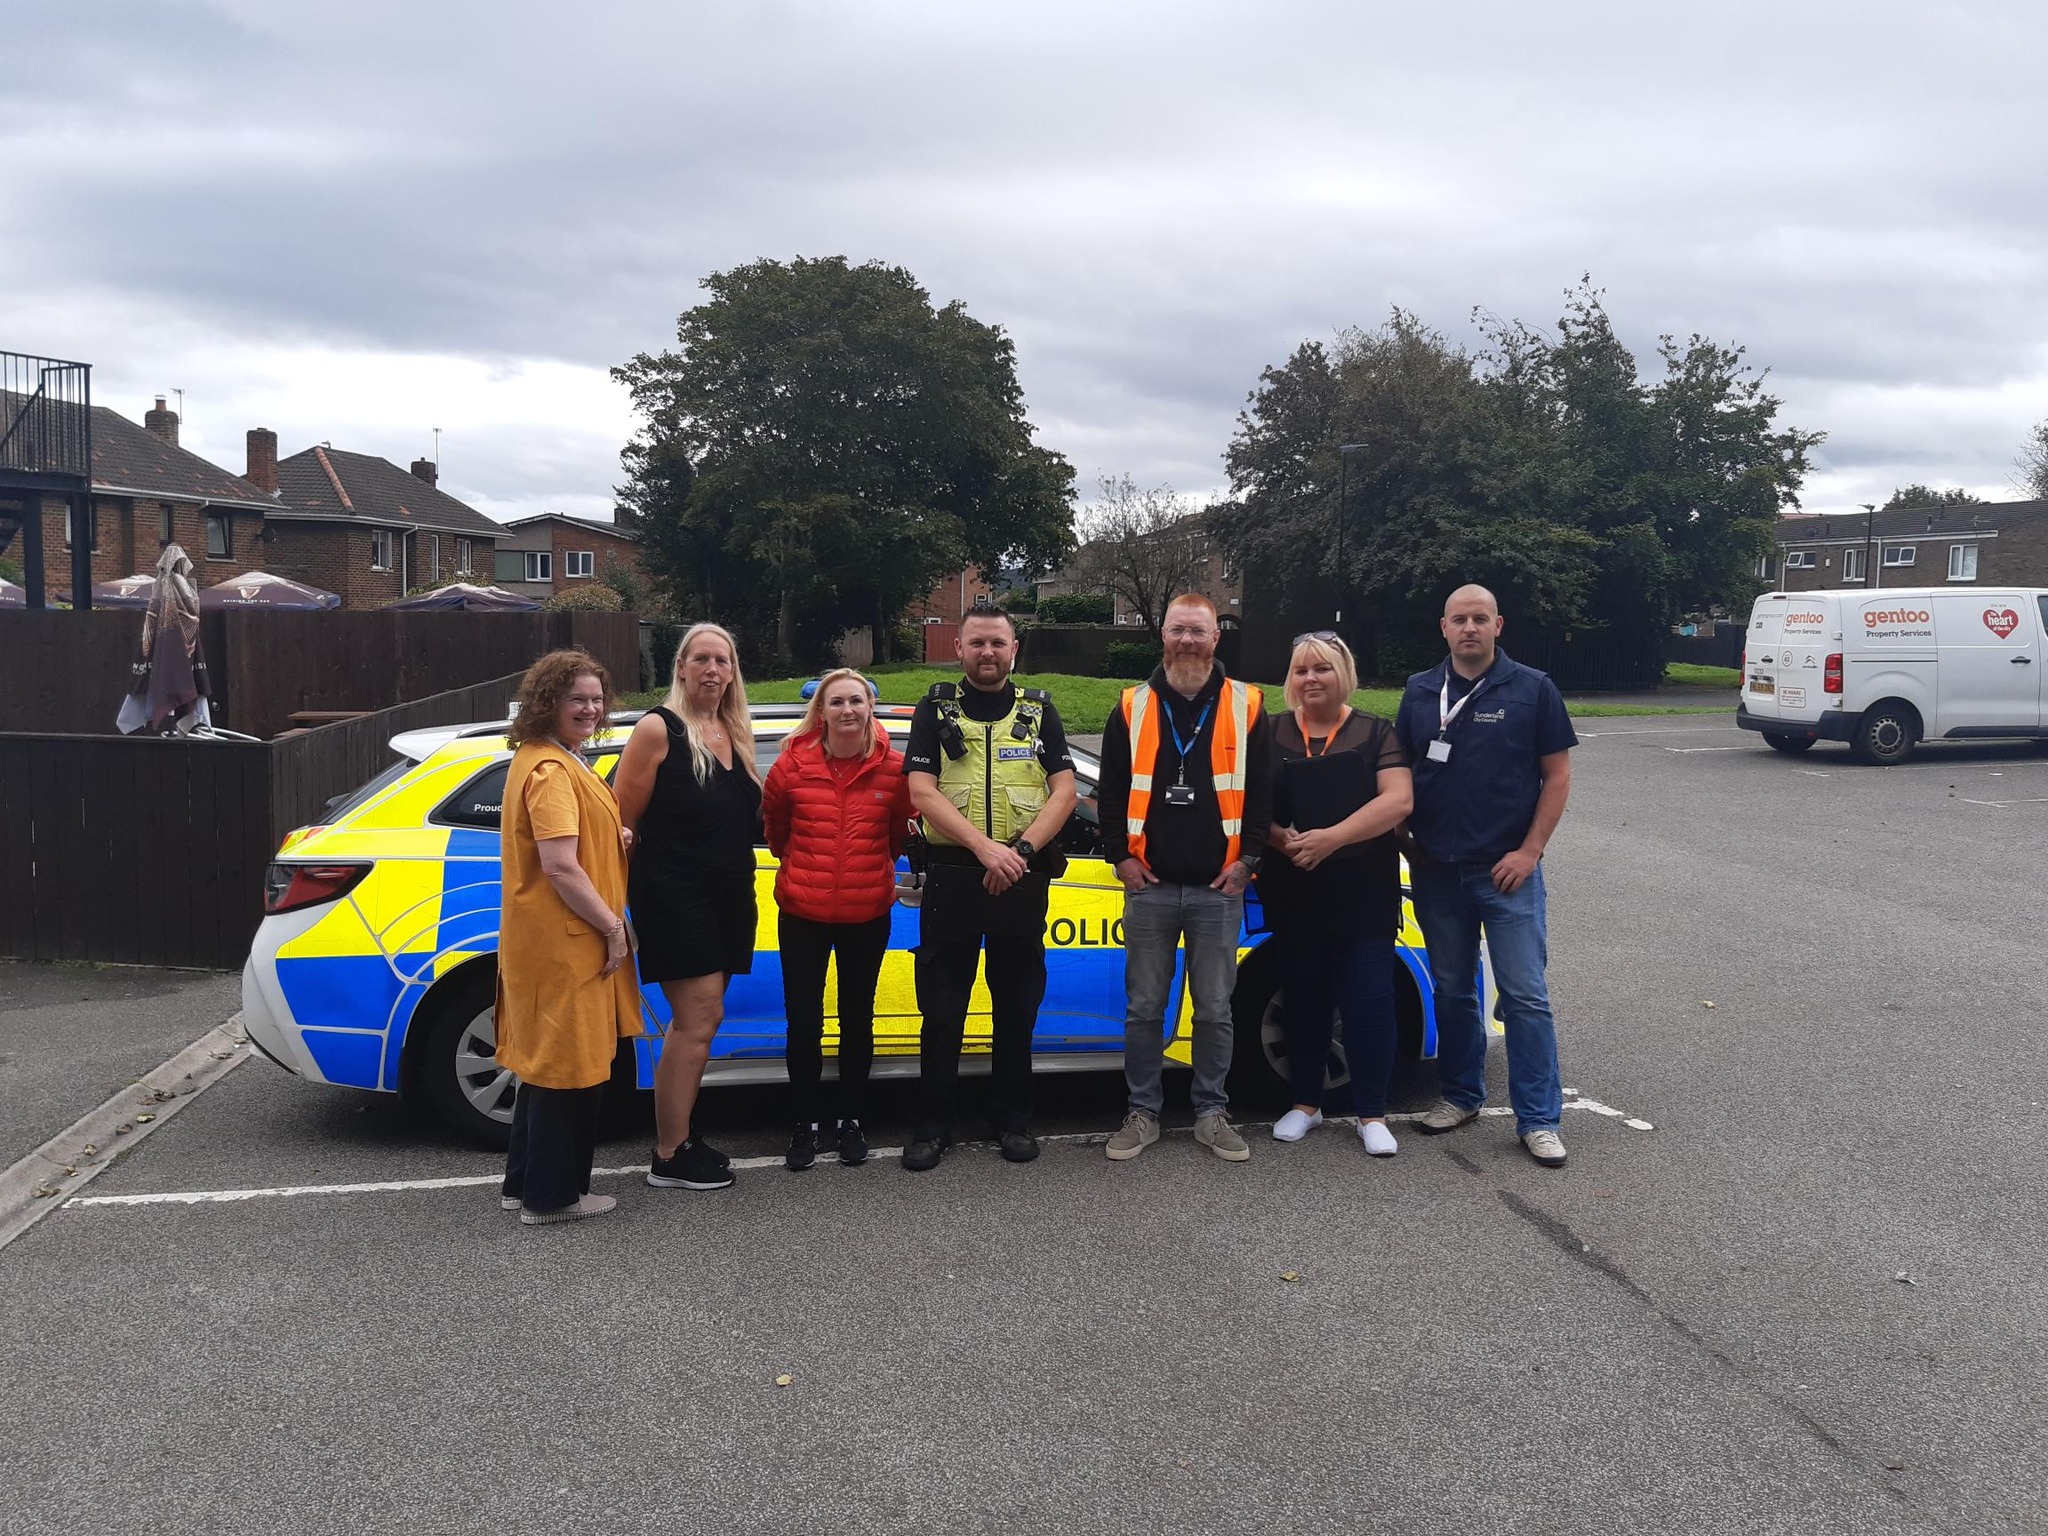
[1661,746,1741,754]
[1576,726,1739,738]
[61,1093,1655,1210]
[1959,797,2048,808]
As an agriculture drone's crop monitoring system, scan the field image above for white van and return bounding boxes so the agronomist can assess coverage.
[1736,587,2048,764]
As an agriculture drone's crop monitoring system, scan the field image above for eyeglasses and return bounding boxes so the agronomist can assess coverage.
[1292,630,1344,646]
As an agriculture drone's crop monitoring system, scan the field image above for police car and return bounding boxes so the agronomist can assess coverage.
[241,703,1442,1145]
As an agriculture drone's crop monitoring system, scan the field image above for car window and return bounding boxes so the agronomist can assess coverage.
[321,757,414,823]
[432,753,616,830]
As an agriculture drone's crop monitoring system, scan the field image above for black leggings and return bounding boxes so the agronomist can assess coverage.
[779,911,892,1125]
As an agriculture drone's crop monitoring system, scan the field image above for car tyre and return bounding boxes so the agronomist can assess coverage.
[1763,731,1817,755]
[415,961,517,1150]
[1228,946,1429,1110]
[1851,701,1919,766]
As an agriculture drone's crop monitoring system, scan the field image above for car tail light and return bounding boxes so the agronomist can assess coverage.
[1824,653,1843,694]
[264,862,371,915]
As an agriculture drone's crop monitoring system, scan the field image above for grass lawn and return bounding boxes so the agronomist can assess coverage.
[1664,662,1741,688]
[626,660,1724,726]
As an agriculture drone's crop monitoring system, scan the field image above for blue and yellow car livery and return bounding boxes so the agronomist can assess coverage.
[240,704,1441,1144]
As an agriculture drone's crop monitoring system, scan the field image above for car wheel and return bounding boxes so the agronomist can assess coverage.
[1763,731,1817,754]
[1851,701,1919,766]
[415,961,517,1149]
[1228,947,1428,1110]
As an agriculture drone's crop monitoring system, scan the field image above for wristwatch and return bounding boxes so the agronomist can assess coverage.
[1012,838,1037,860]
[1236,854,1262,875]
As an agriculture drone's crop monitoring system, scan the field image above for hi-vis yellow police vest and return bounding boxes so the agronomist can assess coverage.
[927,694,1049,847]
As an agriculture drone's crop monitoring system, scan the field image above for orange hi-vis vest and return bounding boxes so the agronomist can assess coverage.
[1120,677,1262,872]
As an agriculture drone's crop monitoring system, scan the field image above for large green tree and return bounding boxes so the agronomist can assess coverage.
[614,256,1075,669]
[1882,484,1983,512]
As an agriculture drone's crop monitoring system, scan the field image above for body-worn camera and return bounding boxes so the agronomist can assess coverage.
[926,681,968,759]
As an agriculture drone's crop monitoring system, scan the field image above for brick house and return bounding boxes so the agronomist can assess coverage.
[906,566,996,625]
[1035,513,1244,627]
[263,438,504,608]
[1773,500,2048,592]
[494,513,645,601]
[0,394,276,589]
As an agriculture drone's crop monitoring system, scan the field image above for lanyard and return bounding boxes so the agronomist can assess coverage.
[1437,667,1490,739]
[1165,700,1213,786]
[1301,706,1350,758]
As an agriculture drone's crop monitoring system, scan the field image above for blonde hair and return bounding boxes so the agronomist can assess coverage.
[792,668,883,759]
[660,622,759,785]
[1283,634,1358,711]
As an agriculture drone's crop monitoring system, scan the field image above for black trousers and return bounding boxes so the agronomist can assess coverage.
[501,1081,606,1212]
[779,910,892,1125]
[913,930,1047,1140]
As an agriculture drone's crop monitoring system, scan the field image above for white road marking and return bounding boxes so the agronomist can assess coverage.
[62,1092,1656,1210]
[1959,797,2048,808]
[1576,726,1739,738]
[0,1019,251,1252]
[1661,746,1741,754]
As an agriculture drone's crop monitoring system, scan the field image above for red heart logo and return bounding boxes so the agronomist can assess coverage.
[1984,608,2020,639]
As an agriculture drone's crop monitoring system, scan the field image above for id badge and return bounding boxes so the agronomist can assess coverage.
[1427,739,1453,763]
[1163,783,1198,807]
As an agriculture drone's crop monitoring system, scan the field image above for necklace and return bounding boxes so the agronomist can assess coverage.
[827,751,860,784]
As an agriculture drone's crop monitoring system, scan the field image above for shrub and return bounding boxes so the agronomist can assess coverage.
[999,589,1038,614]
[1103,639,1162,679]
[543,583,625,612]
[1038,591,1113,624]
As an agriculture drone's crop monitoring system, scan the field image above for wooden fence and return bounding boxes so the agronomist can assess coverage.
[0,673,524,971]
[0,608,637,738]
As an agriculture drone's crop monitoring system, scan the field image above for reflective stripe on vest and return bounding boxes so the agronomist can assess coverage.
[1120,677,1262,870]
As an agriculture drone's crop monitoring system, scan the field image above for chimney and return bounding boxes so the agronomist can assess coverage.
[410,458,438,488]
[144,396,180,447]
[246,427,278,494]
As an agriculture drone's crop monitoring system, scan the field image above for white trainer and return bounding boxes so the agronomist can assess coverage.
[1273,1108,1324,1142]
[1522,1129,1568,1168]
[1358,1120,1398,1157]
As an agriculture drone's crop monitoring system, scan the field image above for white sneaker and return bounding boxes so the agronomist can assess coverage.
[1522,1130,1567,1168]
[1273,1108,1324,1142]
[1358,1120,1398,1157]
[519,1193,617,1225]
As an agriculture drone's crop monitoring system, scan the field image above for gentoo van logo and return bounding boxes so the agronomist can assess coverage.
[1984,607,2020,639]
[1864,607,1930,627]
[1784,611,1826,626]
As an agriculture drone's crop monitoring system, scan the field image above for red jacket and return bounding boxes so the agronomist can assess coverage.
[762,729,915,925]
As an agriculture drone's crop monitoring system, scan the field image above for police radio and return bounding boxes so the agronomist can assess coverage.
[926,681,968,760]
[1012,687,1049,742]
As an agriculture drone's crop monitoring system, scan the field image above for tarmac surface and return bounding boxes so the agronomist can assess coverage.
[3,715,2044,1534]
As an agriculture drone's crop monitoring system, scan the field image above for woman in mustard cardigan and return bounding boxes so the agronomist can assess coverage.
[496,649,643,1225]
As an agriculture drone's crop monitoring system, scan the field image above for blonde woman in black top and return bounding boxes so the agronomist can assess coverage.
[1259,633,1413,1155]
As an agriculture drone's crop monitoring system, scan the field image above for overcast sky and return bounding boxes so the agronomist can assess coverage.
[7,0,2045,528]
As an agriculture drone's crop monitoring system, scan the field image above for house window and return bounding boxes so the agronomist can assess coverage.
[205,513,231,559]
[1783,550,1816,569]
[370,529,393,570]
[64,501,98,551]
[564,549,594,579]
[1948,543,1979,581]
[1753,554,1771,579]
[524,550,552,582]
[1841,547,1866,582]
[159,504,174,544]
[456,538,473,576]
[1882,543,1917,568]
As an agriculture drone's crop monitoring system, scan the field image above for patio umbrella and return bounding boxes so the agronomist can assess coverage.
[0,577,22,608]
[83,574,159,609]
[199,570,342,610]
[115,544,214,734]
[385,582,541,611]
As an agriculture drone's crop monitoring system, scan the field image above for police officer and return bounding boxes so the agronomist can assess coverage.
[901,609,1077,1170]
[1394,583,1578,1168]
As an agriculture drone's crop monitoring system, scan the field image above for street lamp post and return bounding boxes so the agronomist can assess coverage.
[1335,443,1365,626]
[1859,502,1877,589]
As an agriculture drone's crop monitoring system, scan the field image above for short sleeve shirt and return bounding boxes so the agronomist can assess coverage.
[1258,710,1408,939]
[1394,650,1576,865]
[524,758,581,842]
[904,678,1074,780]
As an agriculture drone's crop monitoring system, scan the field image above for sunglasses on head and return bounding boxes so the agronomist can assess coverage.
[1292,630,1343,646]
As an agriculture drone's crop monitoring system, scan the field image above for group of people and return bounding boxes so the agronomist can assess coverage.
[491,583,1576,1226]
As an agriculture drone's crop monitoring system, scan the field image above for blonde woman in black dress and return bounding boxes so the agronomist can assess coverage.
[614,623,763,1192]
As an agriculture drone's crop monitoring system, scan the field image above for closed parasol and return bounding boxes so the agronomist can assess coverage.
[385,582,540,611]
[116,544,214,734]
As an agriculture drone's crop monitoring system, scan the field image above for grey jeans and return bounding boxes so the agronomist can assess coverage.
[1121,880,1243,1116]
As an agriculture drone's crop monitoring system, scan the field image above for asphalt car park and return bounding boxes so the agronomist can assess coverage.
[3,713,2045,1534]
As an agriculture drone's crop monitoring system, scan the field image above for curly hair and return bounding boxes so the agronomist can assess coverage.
[505,648,614,747]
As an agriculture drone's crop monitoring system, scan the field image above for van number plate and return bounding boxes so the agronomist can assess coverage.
[1749,676,1774,696]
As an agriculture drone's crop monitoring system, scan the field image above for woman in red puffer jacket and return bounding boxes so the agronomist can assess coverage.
[762,668,914,1172]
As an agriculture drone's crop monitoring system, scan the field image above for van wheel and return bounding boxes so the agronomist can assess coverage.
[1763,731,1817,754]
[415,961,517,1149]
[1851,702,1919,766]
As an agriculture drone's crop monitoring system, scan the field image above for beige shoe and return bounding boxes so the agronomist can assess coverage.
[1105,1111,1160,1161]
[1193,1113,1251,1162]
[1521,1130,1567,1168]
[519,1193,617,1225]
[1416,1100,1480,1134]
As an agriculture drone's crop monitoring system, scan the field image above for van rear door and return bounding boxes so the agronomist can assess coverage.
[1933,591,2038,733]
[1746,594,1832,722]
[1743,597,1787,721]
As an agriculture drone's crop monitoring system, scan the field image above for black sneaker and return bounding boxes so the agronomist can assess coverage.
[836,1120,869,1167]
[785,1125,819,1172]
[901,1133,950,1172]
[690,1133,733,1171]
[647,1138,735,1190]
[999,1130,1040,1164]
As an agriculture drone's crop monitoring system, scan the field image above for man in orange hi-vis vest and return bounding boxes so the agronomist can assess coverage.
[1095,593,1273,1162]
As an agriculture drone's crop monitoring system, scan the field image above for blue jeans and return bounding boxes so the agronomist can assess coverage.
[1121,881,1242,1117]
[1278,933,1398,1118]
[1409,861,1563,1136]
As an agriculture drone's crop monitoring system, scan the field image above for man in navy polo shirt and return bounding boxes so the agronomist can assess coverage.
[1394,584,1577,1168]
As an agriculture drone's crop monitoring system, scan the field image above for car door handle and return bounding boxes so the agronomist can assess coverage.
[2013,656,2034,665]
